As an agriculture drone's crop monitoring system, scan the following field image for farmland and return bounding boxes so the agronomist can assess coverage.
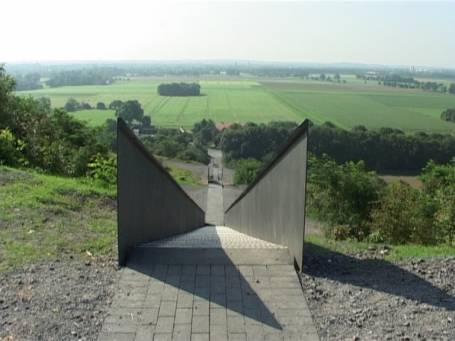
[17,76,455,133]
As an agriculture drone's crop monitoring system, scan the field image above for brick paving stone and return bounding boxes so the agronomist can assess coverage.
[245,323,264,336]
[104,308,157,325]
[210,308,227,325]
[99,225,320,341]
[229,333,247,341]
[97,332,136,341]
[155,317,174,334]
[192,315,209,333]
[177,292,194,308]
[227,316,245,333]
[191,333,209,341]
[172,323,191,341]
[135,325,155,341]
[197,265,210,275]
[193,300,209,316]
[159,300,177,317]
[153,333,172,341]
[210,324,228,341]
[175,308,192,324]
[101,322,137,333]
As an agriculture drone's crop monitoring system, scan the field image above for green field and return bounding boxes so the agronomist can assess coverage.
[69,109,115,126]
[18,76,455,133]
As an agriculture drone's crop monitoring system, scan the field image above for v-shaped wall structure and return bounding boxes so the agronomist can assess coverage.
[117,118,309,269]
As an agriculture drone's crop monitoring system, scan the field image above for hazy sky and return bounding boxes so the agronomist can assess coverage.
[2,1,455,68]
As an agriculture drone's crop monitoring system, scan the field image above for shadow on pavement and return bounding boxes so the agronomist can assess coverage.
[126,246,283,330]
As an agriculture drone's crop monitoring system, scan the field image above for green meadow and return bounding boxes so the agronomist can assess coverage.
[18,76,455,133]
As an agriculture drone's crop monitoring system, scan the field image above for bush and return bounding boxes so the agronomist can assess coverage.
[0,128,26,166]
[332,225,351,241]
[369,182,436,244]
[421,160,455,244]
[434,187,455,244]
[88,154,116,185]
[307,155,384,240]
[177,145,210,164]
[234,158,262,185]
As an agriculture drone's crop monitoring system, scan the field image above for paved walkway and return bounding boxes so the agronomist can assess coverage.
[98,152,319,340]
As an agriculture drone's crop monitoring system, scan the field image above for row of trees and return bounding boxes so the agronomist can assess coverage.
[357,73,455,94]
[157,83,201,96]
[221,121,455,173]
[46,68,118,87]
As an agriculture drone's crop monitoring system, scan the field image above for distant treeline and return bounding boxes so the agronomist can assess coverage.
[357,73,455,94]
[157,83,201,96]
[221,121,455,173]
[14,73,42,91]
[45,68,119,87]
[7,62,455,84]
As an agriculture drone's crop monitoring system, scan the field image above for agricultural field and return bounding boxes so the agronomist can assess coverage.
[17,76,455,133]
[68,109,115,126]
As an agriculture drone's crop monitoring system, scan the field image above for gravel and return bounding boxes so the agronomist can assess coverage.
[0,259,118,341]
[301,244,455,341]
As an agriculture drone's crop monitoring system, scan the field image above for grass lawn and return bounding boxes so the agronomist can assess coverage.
[0,163,204,272]
[166,164,202,186]
[0,166,117,272]
[17,76,455,133]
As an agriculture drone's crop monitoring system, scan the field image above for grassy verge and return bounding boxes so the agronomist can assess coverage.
[0,163,205,273]
[167,165,202,186]
[306,234,455,261]
[0,166,117,272]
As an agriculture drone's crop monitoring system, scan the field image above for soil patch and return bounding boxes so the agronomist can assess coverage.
[0,259,118,341]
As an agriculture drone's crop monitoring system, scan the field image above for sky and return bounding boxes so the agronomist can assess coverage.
[2,1,455,68]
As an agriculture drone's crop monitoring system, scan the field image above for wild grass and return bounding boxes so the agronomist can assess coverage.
[0,166,117,272]
[305,234,455,261]
[0,163,204,272]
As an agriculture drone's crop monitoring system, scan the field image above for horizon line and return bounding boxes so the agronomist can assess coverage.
[2,59,454,71]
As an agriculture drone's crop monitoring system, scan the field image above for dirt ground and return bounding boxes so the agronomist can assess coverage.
[0,259,117,341]
[302,244,455,341]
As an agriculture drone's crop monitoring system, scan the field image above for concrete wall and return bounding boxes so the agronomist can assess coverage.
[117,118,205,265]
[224,120,309,270]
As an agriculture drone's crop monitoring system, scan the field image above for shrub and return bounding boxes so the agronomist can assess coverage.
[0,128,26,166]
[88,154,117,185]
[332,225,351,241]
[434,187,455,244]
[421,160,455,244]
[177,145,210,165]
[233,158,262,185]
[307,155,384,240]
[369,182,436,244]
